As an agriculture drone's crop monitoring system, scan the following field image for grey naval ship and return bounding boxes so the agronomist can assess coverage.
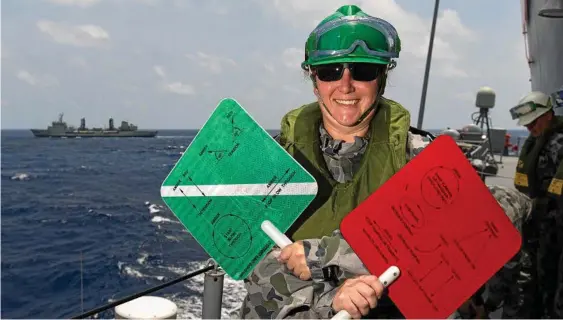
[30,113,158,138]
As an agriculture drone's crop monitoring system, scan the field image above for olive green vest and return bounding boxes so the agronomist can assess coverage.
[514,115,563,199]
[278,97,411,240]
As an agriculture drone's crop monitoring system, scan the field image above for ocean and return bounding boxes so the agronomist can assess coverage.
[1,129,255,319]
[1,128,528,319]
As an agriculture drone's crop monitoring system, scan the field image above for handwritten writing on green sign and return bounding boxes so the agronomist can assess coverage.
[160,98,318,280]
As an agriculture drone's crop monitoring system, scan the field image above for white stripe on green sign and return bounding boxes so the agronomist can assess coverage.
[161,182,318,197]
[160,98,317,280]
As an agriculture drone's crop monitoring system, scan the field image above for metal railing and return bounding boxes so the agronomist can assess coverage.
[71,259,226,319]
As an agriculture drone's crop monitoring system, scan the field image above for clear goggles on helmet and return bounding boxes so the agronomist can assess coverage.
[551,88,563,108]
[509,101,548,120]
[306,16,400,61]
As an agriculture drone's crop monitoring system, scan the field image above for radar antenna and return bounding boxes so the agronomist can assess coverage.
[470,87,499,178]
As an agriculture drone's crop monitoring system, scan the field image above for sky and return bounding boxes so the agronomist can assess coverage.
[1,0,532,130]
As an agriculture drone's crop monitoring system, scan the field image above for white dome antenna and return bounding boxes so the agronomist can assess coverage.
[475,86,496,109]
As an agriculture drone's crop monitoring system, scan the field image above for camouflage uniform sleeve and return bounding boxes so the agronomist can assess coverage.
[549,133,563,209]
[547,132,563,165]
[239,248,339,319]
[240,135,361,319]
[302,230,370,283]
[480,186,535,318]
[548,133,563,318]
[240,231,370,319]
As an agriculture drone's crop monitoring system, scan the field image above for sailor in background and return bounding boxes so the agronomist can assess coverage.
[550,86,563,318]
[554,86,563,117]
[510,89,563,318]
[455,186,534,319]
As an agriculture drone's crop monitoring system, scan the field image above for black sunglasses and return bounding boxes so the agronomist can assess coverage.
[313,62,384,82]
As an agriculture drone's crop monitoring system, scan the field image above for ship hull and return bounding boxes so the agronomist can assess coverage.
[30,129,158,138]
[523,0,563,114]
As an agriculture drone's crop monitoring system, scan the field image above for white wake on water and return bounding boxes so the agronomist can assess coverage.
[151,216,178,224]
[116,258,246,318]
[146,203,163,214]
[160,263,247,319]
[117,261,165,282]
[122,202,248,318]
[11,173,31,180]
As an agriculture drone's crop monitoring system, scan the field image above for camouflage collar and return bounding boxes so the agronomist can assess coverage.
[319,124,369,157]
[319,124,369,183]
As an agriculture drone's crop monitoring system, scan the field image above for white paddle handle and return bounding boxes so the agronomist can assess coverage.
[260,220,400,320]
[331,310,352,320]
[261,220,292,248]
[331,266,400,320]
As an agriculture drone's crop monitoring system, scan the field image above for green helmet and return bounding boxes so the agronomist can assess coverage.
[301,5,401,70]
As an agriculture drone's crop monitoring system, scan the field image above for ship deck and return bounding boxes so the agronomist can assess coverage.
[485,155,517,189]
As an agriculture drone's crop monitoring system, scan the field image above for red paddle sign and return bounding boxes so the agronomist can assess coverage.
[340,135,522,319]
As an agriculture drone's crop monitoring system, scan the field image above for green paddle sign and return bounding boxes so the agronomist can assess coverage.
[160,98,318,280]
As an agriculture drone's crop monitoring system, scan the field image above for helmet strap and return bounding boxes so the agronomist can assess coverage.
[350,70,388,126]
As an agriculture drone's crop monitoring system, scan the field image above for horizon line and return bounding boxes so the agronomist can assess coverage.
[0,127,529,131]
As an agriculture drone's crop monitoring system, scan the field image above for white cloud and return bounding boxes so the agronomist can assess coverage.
[246,87,267,102]
[437,64,469,79]
[282,84,302,94]
[214,6,229,15]
[44,0,175,6]
[259,0,476,80]
[152,65,195,95]
[134,0,188,7]
[281,48,304,69]
[413,36,459,61]
[16,70,59,87]
[162,82,196,95]
[134,0,161,6]
[185,52,236,74]
[263,63,276,73]
[255,0,341,28]
[437,9,477,41]
[455,92,476,104]
[45,0,101,7]
[2,0,531,130]
[68,56,88,69]
[37,20,110,47]
[247,51,277,74]
[153,65,166,78]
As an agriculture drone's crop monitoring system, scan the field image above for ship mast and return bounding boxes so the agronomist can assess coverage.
[416,0,440,129]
